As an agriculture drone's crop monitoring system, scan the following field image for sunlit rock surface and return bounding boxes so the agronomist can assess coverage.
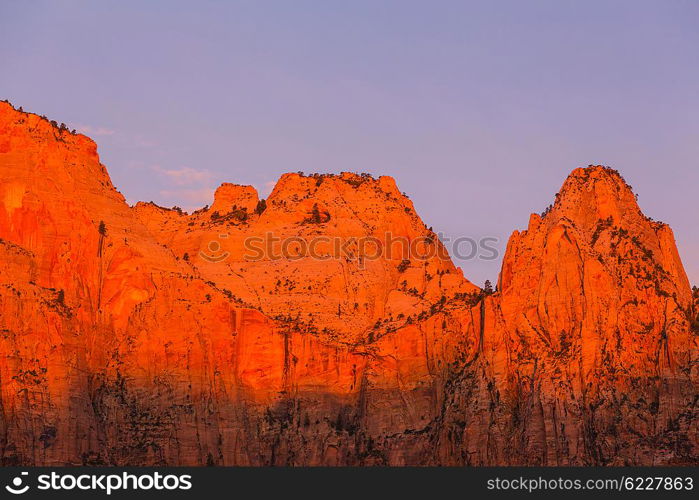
[0,101,696,465]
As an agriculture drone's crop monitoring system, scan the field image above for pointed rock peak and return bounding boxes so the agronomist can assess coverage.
[560,165,636,199]
[210,183,259,214]
[536,165,643,232]
[502,164,691,306]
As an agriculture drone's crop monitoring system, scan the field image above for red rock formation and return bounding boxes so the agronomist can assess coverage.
[0,101,696,465]
[210,183,259,215]
[133,170,475,344]
[435,166,698,465]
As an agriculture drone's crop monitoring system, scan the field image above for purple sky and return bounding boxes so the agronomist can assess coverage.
[2,1,698,286]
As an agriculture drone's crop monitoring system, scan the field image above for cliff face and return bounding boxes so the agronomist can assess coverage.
[435,167,698,465]
[0,101,696,465]
[133,170,475,345]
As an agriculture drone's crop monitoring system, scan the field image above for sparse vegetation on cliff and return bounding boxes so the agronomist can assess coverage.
[303,203,330,224]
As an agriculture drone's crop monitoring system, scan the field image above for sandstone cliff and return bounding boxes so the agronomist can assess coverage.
[435,167,698,464]
[0,101,696,465]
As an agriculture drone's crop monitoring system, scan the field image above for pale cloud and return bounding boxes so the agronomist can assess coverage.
[159,188,214,210]
[152,165,213,186]
[151,164,217,211]
[75,124,115,137]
